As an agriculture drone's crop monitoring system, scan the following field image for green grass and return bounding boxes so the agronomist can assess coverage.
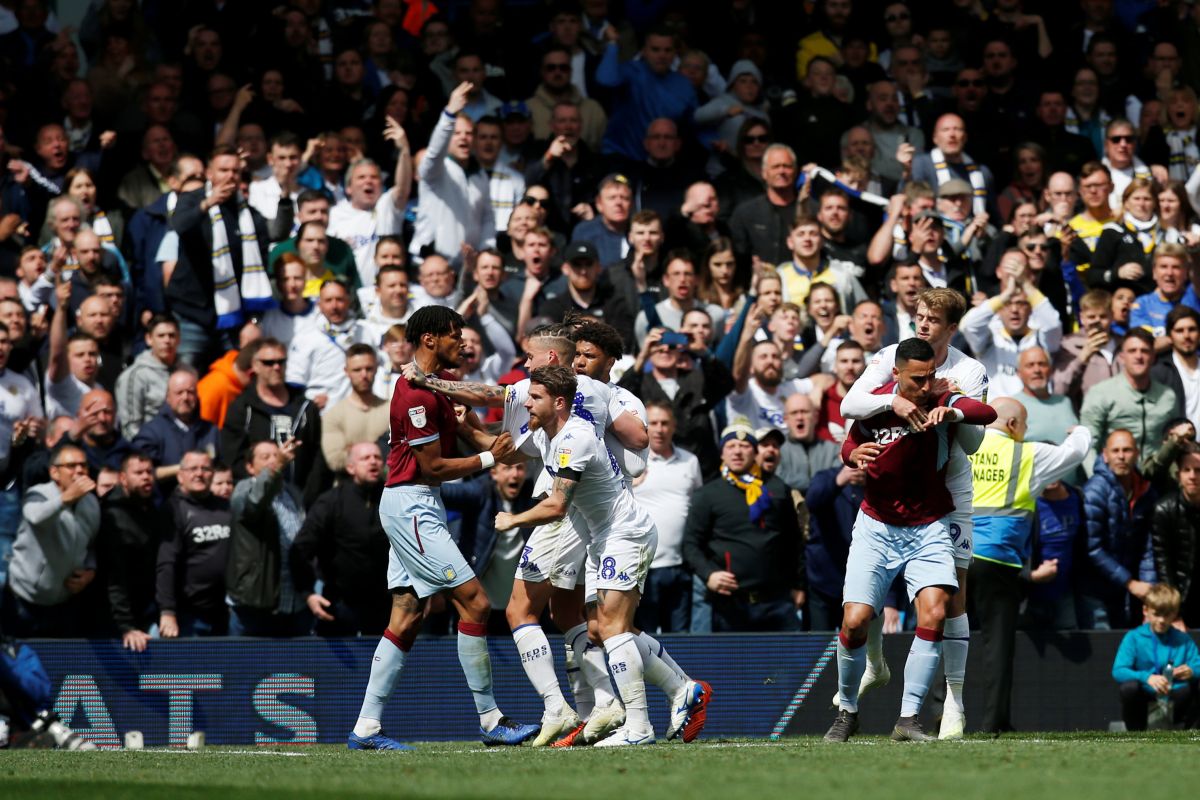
[2,734,1198,800]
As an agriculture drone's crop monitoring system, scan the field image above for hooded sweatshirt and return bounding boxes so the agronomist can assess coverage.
[115,351,173,439]
[198,350,245,428]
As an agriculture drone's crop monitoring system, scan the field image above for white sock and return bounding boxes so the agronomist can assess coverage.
[354,631,409,736]
[513,623,566,715]
[942,613,969,715]
[865,615,885,673]
[604,632,649,731]
[564,623,594,720]
[900,629,943,718]
[581,641,617,708]
[634,631,684,696]
[479,708,504,731]
[637,631,689,682]
[837,633,867,713]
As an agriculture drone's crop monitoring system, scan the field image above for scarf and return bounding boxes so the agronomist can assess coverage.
[1064,105,1111,136]
[90,210,114,245]
[208,189,273,329]
[891,222,910,261]
[315,16,333,80]
[1124,212,1161,254]
[931,147,987,216]
[721,462,772,526]
[1165,127,1200,182]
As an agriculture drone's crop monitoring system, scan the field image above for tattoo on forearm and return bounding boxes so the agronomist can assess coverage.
[553,475,579,505]
[424,375,506,401]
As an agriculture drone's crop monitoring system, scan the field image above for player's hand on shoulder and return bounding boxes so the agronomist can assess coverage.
[924,406,959,427]
[891,394,927,431]
[401,360,426,386]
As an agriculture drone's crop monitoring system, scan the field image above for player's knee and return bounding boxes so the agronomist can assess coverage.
[505,596,533,629]
[841,604,873,638]
[586,616,603,646]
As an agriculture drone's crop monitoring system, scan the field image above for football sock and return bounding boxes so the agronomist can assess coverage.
[634,631,684,696]
[604,632,649,731]
[581,641,618,708]
[942,613,969,715]
[837,630,868,713]
[354,629,409,737]
[564,623,594,720]
[512,623,566,715]
[900,627,944,718]
[865,615,885,673]
[456,621,500,726]
[637,631,689,681]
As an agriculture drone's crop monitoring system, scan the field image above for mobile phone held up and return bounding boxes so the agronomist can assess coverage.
[660,331,690,348]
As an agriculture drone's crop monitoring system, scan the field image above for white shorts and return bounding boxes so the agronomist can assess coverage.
[380,485,474,598]
[584,524,658,602]
[842,510,958,614]
[947,510,973,570]
[515,516,587,589]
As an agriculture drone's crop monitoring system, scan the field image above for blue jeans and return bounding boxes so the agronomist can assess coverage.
[711,595,803,633]
[690,574,712,633]
[228,605,313,637]
[175,318,237,369]
[175,608,229,637]
[0,486,20,587]
[635,566,692,634]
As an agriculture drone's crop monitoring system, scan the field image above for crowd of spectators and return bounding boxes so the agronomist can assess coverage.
[0,0,1199,648]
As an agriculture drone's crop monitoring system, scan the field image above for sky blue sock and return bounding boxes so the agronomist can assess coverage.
[900,628,944,717]
[837,631,868,713]
[356,631,409,732]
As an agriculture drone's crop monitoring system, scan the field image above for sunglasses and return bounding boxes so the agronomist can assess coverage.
[256,358,286,367]
[543,63,570,73]
[1108,135,1135,143]
[744,134,771,144]
[956,78,985,88]
[1022,243,1051,252]
[521,196,546,207]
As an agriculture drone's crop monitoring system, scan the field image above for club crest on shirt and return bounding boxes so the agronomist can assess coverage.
[408,405,427,428]
[557,449,572,468]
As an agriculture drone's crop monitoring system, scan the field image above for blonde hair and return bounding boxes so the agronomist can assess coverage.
[918,287,968,326]
[1079,288,1111,312]
[1144,584,1182,617]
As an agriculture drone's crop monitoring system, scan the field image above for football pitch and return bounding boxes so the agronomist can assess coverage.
[2,733,1197,800]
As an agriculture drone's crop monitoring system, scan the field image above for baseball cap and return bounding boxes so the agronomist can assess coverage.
[719,418,758,448]
[563,241,599,264]
[499,100,530,119]
[755,426,785,445]
[913,209,945,227]
[938,178,973,198]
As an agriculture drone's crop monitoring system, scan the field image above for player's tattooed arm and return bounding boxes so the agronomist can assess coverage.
[494,472,578,531]
[401,362,508,407]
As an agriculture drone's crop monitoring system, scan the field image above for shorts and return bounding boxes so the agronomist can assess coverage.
[381,485,474,598]
[584,523,658,602]
[842,510,957,614]
[515,516,587,589]
[947,510,974,570]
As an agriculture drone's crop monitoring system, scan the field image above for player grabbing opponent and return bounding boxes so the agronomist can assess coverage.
[496,365,660,746]
[348,306,539,750]
[837,288,987,739]
[825,337,996,743]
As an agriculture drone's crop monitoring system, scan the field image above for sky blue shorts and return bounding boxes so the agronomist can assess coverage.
[842,510,958,613]
[381,485,474,598]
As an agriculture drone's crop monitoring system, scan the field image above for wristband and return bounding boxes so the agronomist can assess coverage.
[479,450,496,470]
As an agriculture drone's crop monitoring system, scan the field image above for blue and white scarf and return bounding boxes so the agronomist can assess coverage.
[209,189,273,329]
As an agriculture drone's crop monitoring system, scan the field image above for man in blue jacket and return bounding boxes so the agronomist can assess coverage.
[1112,583,1200,730]
[131,370,219,495]
[1084,429,1158,628]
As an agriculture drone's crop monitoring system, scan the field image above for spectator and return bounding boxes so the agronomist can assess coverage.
[2,442,99,637]
[814,340,866,443]
[804,458,864,632]
[683,420,805,632]
[247,131,303,241]
[537,241,632,340]
[409,254,463,310]
[625,118,699,222]
[286,280,359,411]
[1102,118,1154,210]
[572,173,633,267]
[449,51,500,121]
[1084,429,1159,628]
[220,337,321,497]
[527,47,606,152]
[880,262,927,345]
[44,286,100,420]
[1017,347,1080,445]
[63,388,133,476]
[729,143,798,266]
[1091,179,1163,291]
[777,213,858,310]
[114,314,179,440]
[130,369,219,493]
[864,80,924,184]
[291,222,344,296]
[226,439,309,637]
[1067,161,1118,277]
[776,392,842,494]
[634,251,724,344]
[291,441,392,636]
[1130,244,1191,339]
[471,115,525,233]
[98,452,168,652]
[410,82,495,264]
[373,323,410,402]
[321,344,388,474]
[1053,289,1121,411]
[259,254,320,344]
[961,263,1063,398]
[197,335,257,429]
[357,263,412,360]
[1153,306,1200,430]
[1023,479,1089,631]
[1081,328,1178,470]
[157,450,232,637]
[267,189,357,281]
[694,59,769,160]
[1112,584,1200,731]
[1150,444,1200,625]
[326,137,410,289]
[594,25,697,162]
[911,113,996,216]
[632,402,703,634]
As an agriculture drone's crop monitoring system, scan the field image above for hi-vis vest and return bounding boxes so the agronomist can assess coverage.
[969,431,1036,568]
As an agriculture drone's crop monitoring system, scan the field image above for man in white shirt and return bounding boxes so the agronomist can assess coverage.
[286,280,360,411]
[357,264,412,363]
[474,116,525,231]
[259,257,320,344]
[409,254,463,310]
[411,82,497,264]
[633,254,725,344]
[728,308,830,429]
[248,132,303,241]
[632,402,702,633]
[326,117,411,288]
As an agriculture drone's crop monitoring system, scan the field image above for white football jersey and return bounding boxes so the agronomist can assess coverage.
[502,374,612,494]
[533,415,654,542]
[842,343,989,510]
[605,383,648,483]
